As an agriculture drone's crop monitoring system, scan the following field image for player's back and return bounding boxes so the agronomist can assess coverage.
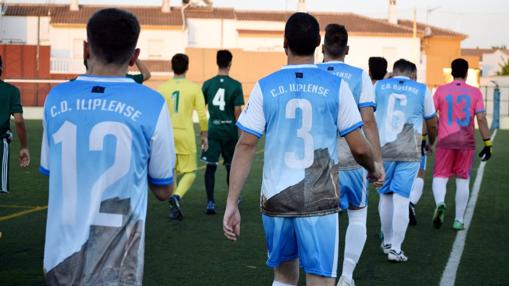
[317,61,364,104]
[434,80,485,149]
[158,78,200,130]
[0,81,20,134]
[245,64,361,216]
[375,76,433,161]
[41,75,171,284]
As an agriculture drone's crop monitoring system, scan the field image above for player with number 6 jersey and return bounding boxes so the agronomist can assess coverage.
[39,9,175,285]
[201,50,244,214]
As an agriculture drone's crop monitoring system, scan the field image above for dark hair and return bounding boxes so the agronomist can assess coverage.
[171,53,189,75]
[368,57,387,80]
[324,24,348,58]
[217,50,233,69]
[87,8,140,65]
[451,58,469,79]
[284,12,320,56]
[393,59,416,75]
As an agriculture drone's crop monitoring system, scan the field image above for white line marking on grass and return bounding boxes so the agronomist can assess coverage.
[439,129,498,286]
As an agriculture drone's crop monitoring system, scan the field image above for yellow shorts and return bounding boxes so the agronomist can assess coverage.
[175,153,197,174]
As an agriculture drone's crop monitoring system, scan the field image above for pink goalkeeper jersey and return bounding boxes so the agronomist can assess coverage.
[434,80,485,150]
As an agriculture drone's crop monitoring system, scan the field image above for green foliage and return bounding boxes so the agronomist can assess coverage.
[496,57,509,76]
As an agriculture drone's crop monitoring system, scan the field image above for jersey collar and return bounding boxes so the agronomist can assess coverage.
[280,64,317,70]
[322,60,344,64]
[393,76,411,80]
[76,75,135,83]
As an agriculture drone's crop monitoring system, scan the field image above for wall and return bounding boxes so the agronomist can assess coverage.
[423,36,463,87]
[0,16,51,45]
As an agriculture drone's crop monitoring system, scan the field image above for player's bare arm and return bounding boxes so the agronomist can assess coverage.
[149,183,174,201]
[344,128,383,186]
[223,131,258,241]
[360,107,384,185]
[234,105,242,121]
[135,59,151,81]
[12,113,29,167]
[476,111,492,161]
[425,116,437,147]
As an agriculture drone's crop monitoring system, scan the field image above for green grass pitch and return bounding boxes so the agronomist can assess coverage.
[0,121,508,285]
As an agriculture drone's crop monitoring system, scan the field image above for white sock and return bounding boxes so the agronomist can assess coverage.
[455,178,470,223]
[379,194,393,245]
[410,177,424,205]
[391,194,410,253]
[342,208,367,282]
[272,281,296,286]
[432,177,448,206]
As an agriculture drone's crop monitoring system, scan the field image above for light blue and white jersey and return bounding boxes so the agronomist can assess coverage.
[318,61,375,169]
[237,64,362,217]
[40,75,176,285]
[375,76,436,162]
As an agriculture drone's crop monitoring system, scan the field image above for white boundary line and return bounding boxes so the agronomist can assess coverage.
[439,129,498,286]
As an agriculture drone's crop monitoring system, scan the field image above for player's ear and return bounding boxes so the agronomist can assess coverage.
[283,37,289,56]
[345,46,350,56]
[315,34,321,49]
[321,44,325,55]
[128,48,141,67]
[83,41,90,61]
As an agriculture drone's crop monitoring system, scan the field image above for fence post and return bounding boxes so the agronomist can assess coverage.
[491,83,500,130]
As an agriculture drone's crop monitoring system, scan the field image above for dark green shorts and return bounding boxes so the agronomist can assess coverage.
[201,135,238,165]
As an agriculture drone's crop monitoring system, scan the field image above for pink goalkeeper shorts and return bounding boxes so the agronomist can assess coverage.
[433,148,475,179]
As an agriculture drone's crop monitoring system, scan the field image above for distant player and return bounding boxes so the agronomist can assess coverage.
[223,13,383,286]
[431,58,492,230]
[127,59,152,83]
[368,57,388,85]
[158,53,208,221]
[375,59,437,262]
[40,9,175,284]
[318,24,384,286]
[201,50,244,214]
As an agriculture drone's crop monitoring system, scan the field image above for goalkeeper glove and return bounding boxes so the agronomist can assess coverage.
[421,134,428,156]
[479,138,492,161]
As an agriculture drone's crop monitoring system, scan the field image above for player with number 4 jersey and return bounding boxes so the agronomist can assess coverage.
[201,50,244,214]
[431,58,492,231]
[40,9,175,285]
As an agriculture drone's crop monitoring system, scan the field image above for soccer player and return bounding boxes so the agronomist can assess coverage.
[158,53,208,221]
[317,24,383,286]
[223,13,383,286]
[431,58,492,230]
[127,58,152,83]
[375,59,437,262]
[40,8,175,284]
[201,50,244,214]
[368,57,388,85]
[0,55,30,194]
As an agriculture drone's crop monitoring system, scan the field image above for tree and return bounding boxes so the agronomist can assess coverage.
[496,57,509,76]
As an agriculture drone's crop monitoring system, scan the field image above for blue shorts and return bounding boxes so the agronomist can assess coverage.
[262,213,339,278]
[339,168,368,209]
[420,155,427,171]
[378,161,420,198]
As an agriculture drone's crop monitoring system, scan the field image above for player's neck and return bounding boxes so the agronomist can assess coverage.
[217,69,229,76]
[287,54,315,66]
[86,60,128,77]
[453,77,466,82]
[323,54,345,63]
[174,73,186,79]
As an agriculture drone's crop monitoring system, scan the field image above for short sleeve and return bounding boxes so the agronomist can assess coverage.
[338,81,363,137]
[424,88,437,119]
[201,81,210,105]
[433,88,440,111]
[148,104,176,186]
[39,111,50,176]
[9,86,23,114]
[358,71,376,109]
[233,83,245,106]
[475,89,486,114]
[127,74,144,84]
[236,82,265,138]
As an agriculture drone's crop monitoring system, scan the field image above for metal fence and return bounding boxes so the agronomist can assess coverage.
[480,85,509,117]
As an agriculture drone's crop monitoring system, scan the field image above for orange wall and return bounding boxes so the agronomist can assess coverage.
[423,37,463,87]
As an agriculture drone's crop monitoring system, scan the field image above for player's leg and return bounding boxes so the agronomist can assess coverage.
[0,138,9,193]
[452,149,475,230]
[338,168,368,286]
[262,215,300,285]
[294,213,338,286]
[387,161,419,262]
[378,162,395,253]
[170,153,197,220]
[409,155,426,226]
[432,148,454,228]
[201,137,221,214]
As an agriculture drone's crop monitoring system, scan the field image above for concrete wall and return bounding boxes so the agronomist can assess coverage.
[423,36,463,88]
[0,16,50,45]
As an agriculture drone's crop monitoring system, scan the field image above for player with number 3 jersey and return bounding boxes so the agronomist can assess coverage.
[40,9,175,285]
[431,58,492,231]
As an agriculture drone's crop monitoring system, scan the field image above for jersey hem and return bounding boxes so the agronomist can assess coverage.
[424,112,437,120]
[339,121,363,137]
[236,122,263,138]
[358,102,376,110]
[39,166,50,176]
[261,208,339,218]
[148,176,174,186]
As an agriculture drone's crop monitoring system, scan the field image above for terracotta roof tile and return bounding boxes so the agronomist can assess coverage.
[184,7,235,19]
[462,48,509,57]
[397,19,466,38]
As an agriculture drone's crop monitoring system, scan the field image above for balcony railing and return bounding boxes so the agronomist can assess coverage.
[50,58,86,74]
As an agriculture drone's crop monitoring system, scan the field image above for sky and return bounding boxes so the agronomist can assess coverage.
[8,0,509,48]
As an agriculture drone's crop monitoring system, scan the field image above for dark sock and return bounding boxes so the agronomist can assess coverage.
[225,164,231,186]
[205,164,217,203]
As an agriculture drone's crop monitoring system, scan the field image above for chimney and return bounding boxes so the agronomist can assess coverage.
[297,0,307,12]
[388,0,397,24]
[70,0,79,11]
[162,0,171,13]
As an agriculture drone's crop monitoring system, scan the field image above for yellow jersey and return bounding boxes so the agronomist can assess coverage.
[158,77,208,154]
